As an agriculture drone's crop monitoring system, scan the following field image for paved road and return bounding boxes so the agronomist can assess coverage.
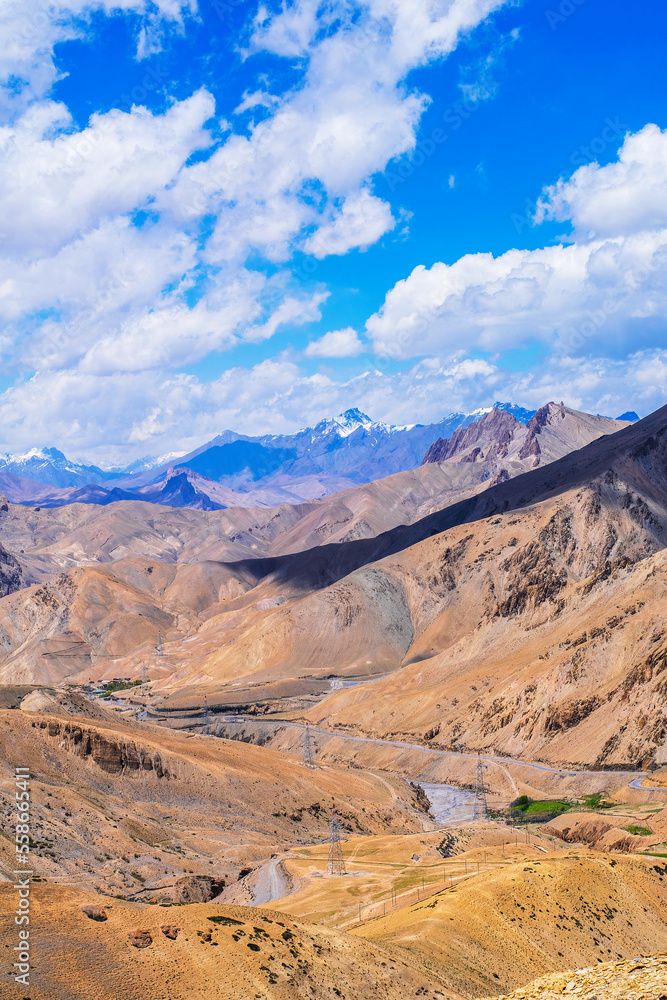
[221,716,646,783]
[629,776,667,791]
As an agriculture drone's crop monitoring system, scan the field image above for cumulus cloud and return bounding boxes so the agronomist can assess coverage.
[0,0,195,116]
[166,0,510,266]
[0,0,528,457]
[536,124,667,239]
[2,348,664,462]
[0,91,214,258]
[367,126,667,361]
[304,188,395,257]
[304,327,363,358]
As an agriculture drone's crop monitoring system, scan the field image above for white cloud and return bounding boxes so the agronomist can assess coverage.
[536,124,667,239]
[164,0,510,268]
[304,188,395,257]
[305,327,363,358]
[2,349,664,463]
[0,1,195,116]
[367,126,667,361]
[0,0,520,455]
[234,89,280,115]
[0,91,213,258]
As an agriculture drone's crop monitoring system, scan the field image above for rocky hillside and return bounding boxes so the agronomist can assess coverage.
[0,538,21,596]
[422,402,628,469]
[0,884,446,1000]
[0,405,665,767]
[484,954,667,1000]
[0,703,427,896]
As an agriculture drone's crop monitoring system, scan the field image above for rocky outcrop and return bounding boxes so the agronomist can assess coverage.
[0,540,21,597]
[81,905,108,921]
[489,954,667,1000]
[518,401,566,466]
[422,409,521,465]
[34,719,171,777]
[171,875,226,903]
[128,929,152,949]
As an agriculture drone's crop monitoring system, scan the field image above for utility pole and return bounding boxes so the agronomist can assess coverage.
[141,663,148,697]
[327,805,346,876]
[202,695,210,735]
[156,634,163,656]
[472,756,489,820]
[302,726,315,767]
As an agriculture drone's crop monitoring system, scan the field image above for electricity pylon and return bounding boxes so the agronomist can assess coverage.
[327,805,346,876]
[302,726,315,767]
[472,756,489,820]
[141,663,148,697]
[202,695,210,735]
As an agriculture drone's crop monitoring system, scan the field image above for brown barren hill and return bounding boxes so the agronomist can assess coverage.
[353,852,667,998]
[0,884,454,1000]
[421,402,627,469]
[0,404,665,758]
[0,707,427,898]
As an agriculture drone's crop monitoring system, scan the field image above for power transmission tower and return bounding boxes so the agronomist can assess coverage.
[302,726,315,767]
[87,677,93,698]
[141,663,148,697]
[327,805,346,876]
[202,695,210,735]
[473,756,489,820]
[156,633,163,656]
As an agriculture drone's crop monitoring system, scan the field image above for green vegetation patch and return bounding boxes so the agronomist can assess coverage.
[208,915,244,926]
[581,793,613,810]
[100,679,142,695]
[525,800,570,815]
[509,795,571,822]
[622,824,653,836]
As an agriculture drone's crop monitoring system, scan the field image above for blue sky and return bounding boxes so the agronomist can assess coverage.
[0,0,665,462]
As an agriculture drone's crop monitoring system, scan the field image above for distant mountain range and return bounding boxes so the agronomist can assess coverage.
[0,403,638,510]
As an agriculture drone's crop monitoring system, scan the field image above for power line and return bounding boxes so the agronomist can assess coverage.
[302,725,315,767]
[473,756,489,821]
[327,805,346,876]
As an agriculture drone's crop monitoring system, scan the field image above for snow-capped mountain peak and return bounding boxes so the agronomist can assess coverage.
[312,408,375,438]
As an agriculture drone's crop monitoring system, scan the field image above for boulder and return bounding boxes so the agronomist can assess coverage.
[128,929,152,949]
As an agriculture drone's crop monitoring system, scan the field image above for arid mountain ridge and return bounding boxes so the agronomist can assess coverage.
[0,401,665,769]
[0,401,630,510]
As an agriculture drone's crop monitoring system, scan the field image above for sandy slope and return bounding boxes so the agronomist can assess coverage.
[0,706,428,898]
[0,884,451,1000]
[0,405,664,770]
[354,852,667,997]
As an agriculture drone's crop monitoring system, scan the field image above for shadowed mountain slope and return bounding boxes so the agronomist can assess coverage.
[0,404,666,768]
